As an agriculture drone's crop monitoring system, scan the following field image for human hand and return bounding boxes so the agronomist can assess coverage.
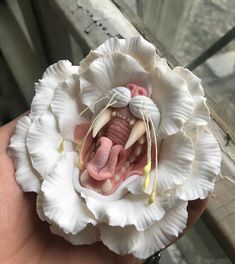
[0,116,208,264]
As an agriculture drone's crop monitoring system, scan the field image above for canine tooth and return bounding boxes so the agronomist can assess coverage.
[102,179,113,193]
[112,111,117,117]
[92,108,112,138]
[125,120,146,150]
[80,170,89,183]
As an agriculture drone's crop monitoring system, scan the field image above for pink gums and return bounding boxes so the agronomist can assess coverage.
[74,84,156,195]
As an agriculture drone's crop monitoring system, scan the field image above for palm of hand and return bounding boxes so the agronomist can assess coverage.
[0,118,208,264]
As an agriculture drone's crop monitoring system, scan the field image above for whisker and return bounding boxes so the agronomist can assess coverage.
[79,95,109,117]
[140,109,152,193]
[77,93,118,169]
[148,117,158,205]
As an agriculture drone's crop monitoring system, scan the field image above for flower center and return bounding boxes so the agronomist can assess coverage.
[74,84,159,202]
[75,106,148,195]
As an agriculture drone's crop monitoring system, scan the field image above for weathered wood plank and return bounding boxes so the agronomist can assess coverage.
[49,0,139,54]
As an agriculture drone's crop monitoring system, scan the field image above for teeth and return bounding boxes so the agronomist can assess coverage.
[114,175,120,182]
[112,111,117,117]
[129,119,135,126]
[92,108,112,138]
[102,179,113,193]
[129,155,136,163]
[125,120,146,150]
[134,145,142,156]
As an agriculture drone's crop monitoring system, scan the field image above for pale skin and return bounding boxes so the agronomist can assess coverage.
[0,115,208,264]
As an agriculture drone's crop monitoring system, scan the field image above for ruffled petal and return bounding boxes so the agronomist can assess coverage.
[174,66,204,96]
[9,116,41,192]
[156,131,195,191]
[41,152,96,234]
[151,64,194,138]
[27,112,74,178]
[80,52,151,111]
[50,224,99,245]
[30,60,78,121]
[51,75,85,141]
[174,66,209,128]
[186,96,209,128]
[100,201,188,259]
[175,129,221,200]
[84,192,181,231]
[79,36,157,74]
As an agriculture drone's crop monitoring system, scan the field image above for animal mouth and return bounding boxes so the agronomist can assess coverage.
[75,106,148,195]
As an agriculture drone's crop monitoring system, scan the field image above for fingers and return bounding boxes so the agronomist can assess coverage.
[184,197,209,234]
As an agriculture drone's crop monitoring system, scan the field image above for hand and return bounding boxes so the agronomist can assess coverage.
[0,116,208,264]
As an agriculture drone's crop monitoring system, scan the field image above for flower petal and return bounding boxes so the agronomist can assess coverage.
[186,96,210,128]
[41,152,96,234]
[156,131,195,191]
[9,116,41,192]
[50,224,99,245]
[151,64,194,138]
[30,60,78,121]
[51,75,86,141]
[174,67,209,128]
[84,192,181,231]
[27,112,74,178]
[100,201,188,259]
[79,36,157,73]
[174,66,204,96]
[175,129,221,200]
[80,52,151,111]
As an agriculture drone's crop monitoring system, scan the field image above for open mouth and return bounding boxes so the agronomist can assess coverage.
[75,106,148,195]
[74,83,159,196]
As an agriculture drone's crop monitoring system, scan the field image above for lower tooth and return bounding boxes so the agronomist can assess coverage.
[80,170,89,183]
[102,179,113,193]
[129,155,136,163]
[114,175,120,182]
[134,145,142,156]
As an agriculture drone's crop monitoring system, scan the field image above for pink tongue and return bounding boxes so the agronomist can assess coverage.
[86,137,123,181]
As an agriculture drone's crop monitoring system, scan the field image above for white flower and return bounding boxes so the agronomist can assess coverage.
[9,37,221,259]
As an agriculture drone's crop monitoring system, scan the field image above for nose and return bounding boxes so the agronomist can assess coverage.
[127,83,148,97]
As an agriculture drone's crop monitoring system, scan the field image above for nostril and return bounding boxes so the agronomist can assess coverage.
[127,83,148,97]
[127,84,134,90]
[137,87,148,96]
[138,89,143,95]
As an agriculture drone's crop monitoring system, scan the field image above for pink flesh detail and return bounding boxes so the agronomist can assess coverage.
[127,83,148,97]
